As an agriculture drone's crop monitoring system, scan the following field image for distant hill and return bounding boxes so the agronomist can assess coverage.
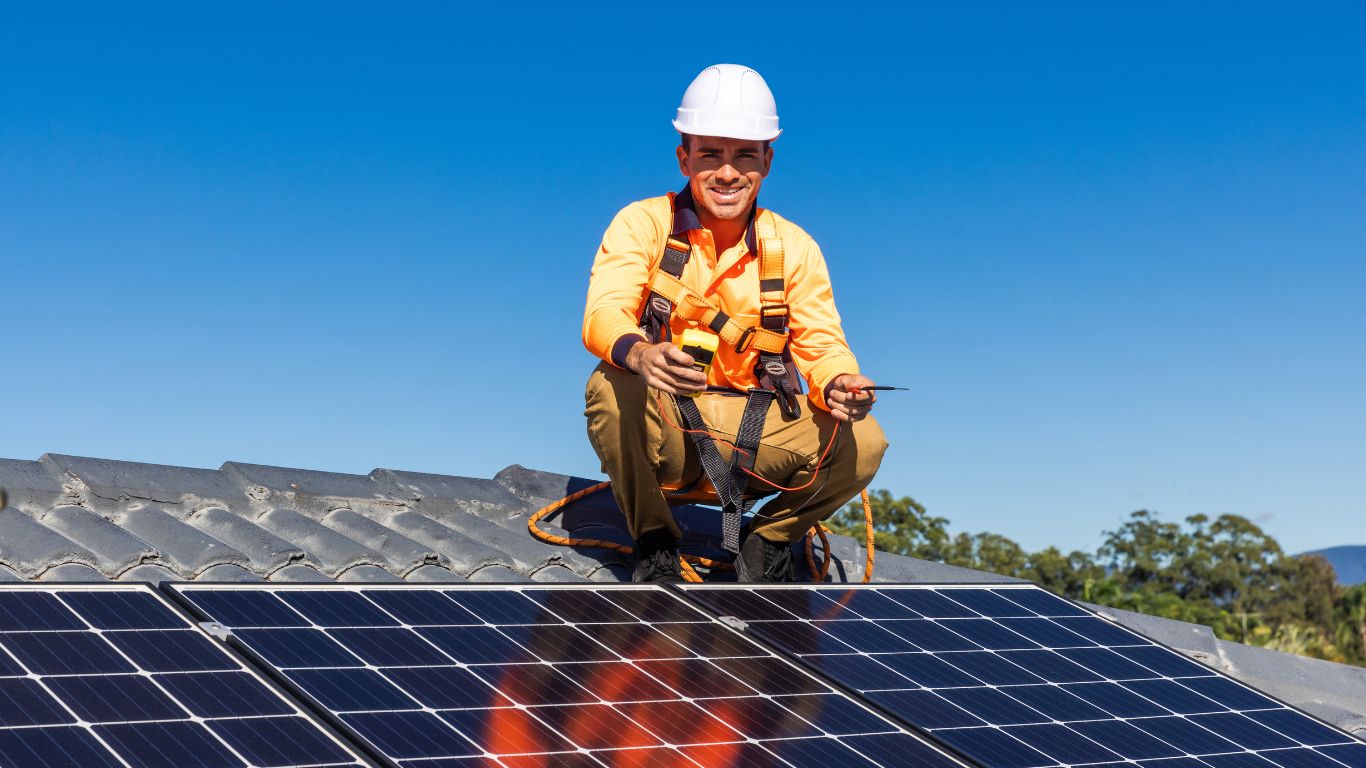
[1304,545,1366,585]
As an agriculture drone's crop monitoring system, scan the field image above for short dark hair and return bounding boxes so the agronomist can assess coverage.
[679,133,770,153]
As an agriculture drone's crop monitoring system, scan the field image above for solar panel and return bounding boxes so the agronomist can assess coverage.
[679,584,1366,768]
[169,584,973,768]
[0,583,367,768]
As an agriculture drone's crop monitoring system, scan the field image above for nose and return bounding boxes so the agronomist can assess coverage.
[714,163,741,183]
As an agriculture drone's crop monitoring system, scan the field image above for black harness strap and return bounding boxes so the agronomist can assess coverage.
[671,395,752,552]
[639,204,800,554]
[641,237,691,344]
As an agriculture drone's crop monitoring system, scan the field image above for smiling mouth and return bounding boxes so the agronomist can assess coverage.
[708,186,746,202]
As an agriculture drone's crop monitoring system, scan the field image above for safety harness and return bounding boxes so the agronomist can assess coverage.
[638,193,805,553]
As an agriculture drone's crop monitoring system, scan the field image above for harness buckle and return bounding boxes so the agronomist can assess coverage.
[759,303,790,332]
[734,326,757,353]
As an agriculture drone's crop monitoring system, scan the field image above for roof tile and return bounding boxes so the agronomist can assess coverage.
[0,458,72,511]
[373,510,515,576]
[268,564,336,582]
[196,563,264,582]
[404,564,467,583]
[319,508,443,574]
[38,562,107,581]
[466,564,530,582]
[37,505,158,576]
[222,461,405,516]
[253,508,387,575]
[115,507,247,576]
[185,506,308,574]
[119,563,180,582]
[337,564,404,583]
[41,454,249,515]
[0,508,97,577]
[528,565,590,583]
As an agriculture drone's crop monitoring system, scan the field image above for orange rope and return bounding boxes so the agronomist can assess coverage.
[528,483,876,584]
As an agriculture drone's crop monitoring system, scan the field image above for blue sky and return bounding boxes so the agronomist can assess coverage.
[2,3,1362,556]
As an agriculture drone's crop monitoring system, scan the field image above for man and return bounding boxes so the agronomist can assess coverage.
[583,64,887,583]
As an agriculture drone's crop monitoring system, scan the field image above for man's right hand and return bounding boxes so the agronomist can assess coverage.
[626,341,707,395]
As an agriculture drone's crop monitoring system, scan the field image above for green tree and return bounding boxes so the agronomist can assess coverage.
[1336,584,1366,663]
[827,490,951,561]
[1024,547,1104,598]
[943,531,1029,577]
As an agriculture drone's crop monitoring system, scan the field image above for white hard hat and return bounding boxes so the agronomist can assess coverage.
[673,64,781,142]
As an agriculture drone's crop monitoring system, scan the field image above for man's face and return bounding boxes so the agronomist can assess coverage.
[676,136,773,224]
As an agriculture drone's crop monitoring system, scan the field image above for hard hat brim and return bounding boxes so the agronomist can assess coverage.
[673,120,782,142]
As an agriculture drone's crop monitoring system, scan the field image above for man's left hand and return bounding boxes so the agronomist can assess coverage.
[825,374,877,422]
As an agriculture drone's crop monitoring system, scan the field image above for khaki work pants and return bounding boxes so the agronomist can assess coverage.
[584,362,888,544]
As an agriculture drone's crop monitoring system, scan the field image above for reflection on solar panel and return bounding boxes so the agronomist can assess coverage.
[170,584,971,768]
[680,584,1366,768]
[0,584,366,768]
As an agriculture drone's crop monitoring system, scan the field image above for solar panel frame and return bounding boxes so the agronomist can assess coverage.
[168,582,979,768]
[674,582,1366,768]
[0,582,372,768]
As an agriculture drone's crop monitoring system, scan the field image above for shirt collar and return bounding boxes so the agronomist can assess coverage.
[671,185,758,254]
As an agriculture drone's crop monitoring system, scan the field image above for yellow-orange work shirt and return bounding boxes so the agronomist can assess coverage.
[583,190,860,411]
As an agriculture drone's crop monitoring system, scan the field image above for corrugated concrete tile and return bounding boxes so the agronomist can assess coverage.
[466,565,529,583]
[269,564,335,583]
[413,506,584,574]
[415,502,608,578]
[254,508,387,576]
[492,465,583,507]
[118,564,180,583]
[222,462,405,517]
[321,509,444,574]
[336,565,403,583]
[529,565,589,583]
[0,508,98,577]
[185,506,307,573]
[375,468,529,524]
[373,510,515,577]
[115,508,247,576]
[0,458,74,512]
[41,454,249,517]
[37,506,159,576]
[588,564,633,582]
[404,565,467,583]
[38,563,107,581]
[197,563,264,582]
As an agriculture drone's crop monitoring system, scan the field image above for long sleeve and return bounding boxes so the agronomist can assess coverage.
[582,201,662,368]
[784,237,860,411]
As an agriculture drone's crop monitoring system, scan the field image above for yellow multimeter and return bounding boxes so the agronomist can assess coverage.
[678,329,719,397]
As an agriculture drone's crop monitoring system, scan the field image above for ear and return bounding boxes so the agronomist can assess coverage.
[676,143,690,177]
[760,145,774,178]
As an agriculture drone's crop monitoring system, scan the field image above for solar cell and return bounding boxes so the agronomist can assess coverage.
[171,583,973,768]
[681,584,1365,768]
[0,584,366,768]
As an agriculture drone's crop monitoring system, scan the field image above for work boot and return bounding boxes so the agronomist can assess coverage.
[632,530,684,584]
[734,532,794,583]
